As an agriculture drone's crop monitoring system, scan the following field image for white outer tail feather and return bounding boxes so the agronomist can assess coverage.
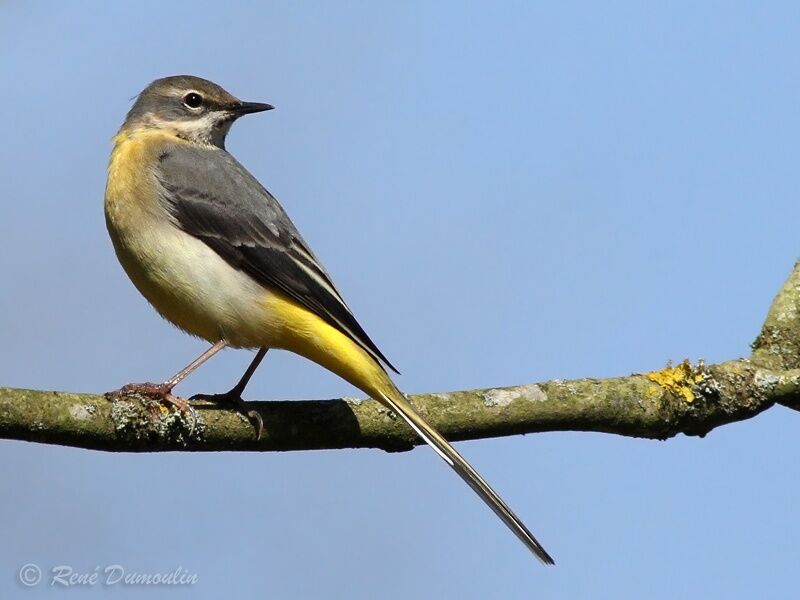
[378,388,555,565]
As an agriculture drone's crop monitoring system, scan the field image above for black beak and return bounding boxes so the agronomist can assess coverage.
[233,101,274,116]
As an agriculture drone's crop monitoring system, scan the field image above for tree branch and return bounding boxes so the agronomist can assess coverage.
[3,260,800,452]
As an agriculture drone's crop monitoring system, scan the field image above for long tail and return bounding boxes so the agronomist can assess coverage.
[267,292,554,563]
[377,384,555,565]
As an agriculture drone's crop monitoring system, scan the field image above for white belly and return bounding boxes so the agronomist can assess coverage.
[107,209,277,348]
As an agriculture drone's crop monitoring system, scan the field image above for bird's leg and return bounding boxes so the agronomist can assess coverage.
[112,341,229,425]
[191,347,268,438]
[165,340,229,387]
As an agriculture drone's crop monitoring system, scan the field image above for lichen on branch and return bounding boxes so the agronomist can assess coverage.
[2,260,800,452]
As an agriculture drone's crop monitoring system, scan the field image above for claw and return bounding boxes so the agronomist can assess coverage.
[248,409,264,440]
[191,391,263,439]
[162,395,198,436]
[110,382,197,435]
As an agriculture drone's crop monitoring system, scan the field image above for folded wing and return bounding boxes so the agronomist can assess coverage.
[155,143,398,373]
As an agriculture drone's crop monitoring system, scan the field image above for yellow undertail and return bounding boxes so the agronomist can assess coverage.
[267,291,554,564]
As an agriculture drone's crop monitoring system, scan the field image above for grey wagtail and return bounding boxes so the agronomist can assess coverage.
[104,75,554,564]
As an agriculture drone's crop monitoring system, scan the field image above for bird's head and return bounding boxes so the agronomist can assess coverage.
[121,75,273,148]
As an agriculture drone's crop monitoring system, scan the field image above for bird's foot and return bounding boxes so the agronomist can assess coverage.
[190,389,264,440]
[109,382,198,433]
[115,381,173,400]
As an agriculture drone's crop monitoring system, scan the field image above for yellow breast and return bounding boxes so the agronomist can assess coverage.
[105,129,173,226]
[104,129,257,343]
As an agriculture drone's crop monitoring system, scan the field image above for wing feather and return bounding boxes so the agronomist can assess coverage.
[155,143,398,373]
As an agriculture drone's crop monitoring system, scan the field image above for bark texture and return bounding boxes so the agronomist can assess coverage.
[3,261,800,453]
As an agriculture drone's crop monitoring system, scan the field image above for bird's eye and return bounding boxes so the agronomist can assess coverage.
[183,92,204,109]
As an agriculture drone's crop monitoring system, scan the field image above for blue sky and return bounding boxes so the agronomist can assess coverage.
[2,1,800,598]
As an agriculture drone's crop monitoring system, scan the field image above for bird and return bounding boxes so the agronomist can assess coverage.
[104,75,554,564]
